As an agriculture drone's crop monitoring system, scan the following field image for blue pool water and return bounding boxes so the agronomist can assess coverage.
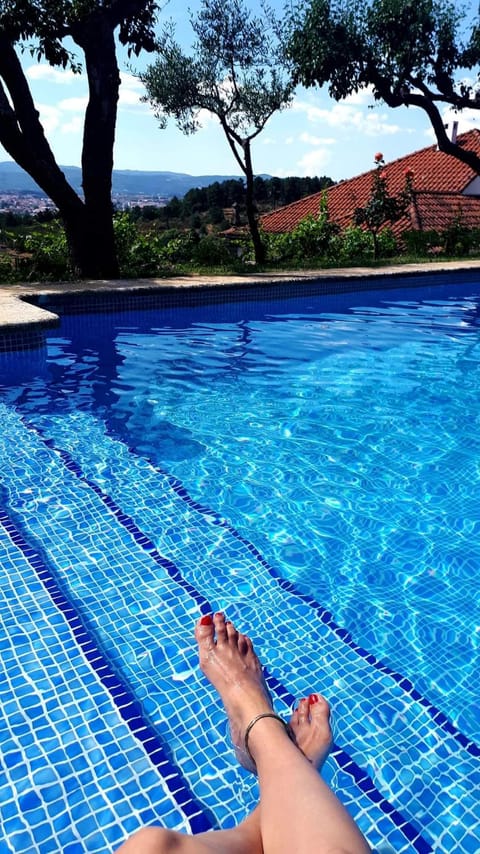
[0,273,479,853]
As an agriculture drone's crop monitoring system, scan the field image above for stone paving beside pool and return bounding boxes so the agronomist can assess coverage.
[2,259,480,333]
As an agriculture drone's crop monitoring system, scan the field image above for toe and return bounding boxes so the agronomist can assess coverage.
[226,620,239,642]
[237,631,250,654]
[195,614,215,648]
[213,611,228,644]
[297,697,310,721]
[308,693,330,721]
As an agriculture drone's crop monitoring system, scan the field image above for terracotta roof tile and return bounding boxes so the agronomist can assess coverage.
[261,129,480,236]
[410,192,480,232]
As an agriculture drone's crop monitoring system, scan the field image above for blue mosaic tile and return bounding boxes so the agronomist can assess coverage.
[0,407,445,850]
[1,279,480,852]
[0,512,207,853]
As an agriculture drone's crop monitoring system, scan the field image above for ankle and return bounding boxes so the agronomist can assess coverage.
[244,713,292,767]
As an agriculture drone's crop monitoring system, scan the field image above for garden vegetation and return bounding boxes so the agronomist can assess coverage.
[1,175,479,284]
[1,0,480,281]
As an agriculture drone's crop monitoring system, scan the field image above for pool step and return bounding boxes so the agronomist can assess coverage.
[0,406,477,852]
[0,512,203,854]
[36,411,480,854]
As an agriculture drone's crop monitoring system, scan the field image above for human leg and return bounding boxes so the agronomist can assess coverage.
[117,612,370,854]
[114,810,262,854]
[196,612,371,854]
[115,686,337,854]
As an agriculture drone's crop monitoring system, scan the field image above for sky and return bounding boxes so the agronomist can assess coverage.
[2,0,480,184]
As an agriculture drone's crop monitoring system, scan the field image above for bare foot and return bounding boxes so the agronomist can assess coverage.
[195,613,275,772]
[289,694,333,771]
[195,614,333,775]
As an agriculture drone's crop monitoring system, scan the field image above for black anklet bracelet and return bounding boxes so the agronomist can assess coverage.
[244,712,292,766]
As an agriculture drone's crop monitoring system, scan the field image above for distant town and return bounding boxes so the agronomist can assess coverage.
[0,161,254,216]
[0,190,170,216]
[0,161,336,229]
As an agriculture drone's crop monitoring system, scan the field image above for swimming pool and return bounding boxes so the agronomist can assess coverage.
[0,272,479,853]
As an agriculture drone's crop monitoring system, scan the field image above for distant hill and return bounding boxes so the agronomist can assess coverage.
[0,161,250,199]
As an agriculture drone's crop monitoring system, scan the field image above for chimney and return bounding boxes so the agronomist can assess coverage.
[451,121,458,144]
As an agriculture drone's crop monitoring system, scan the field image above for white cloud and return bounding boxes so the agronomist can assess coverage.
[58,96,88,112]
[61,116,83,135]
[362,111,403,136]
[295,147,332,177]
[261,133,305,147]
[27,64,149,113]
[36,103,61,135]
[33,73,152,137]
[292,98,403,137]
[191,108,219,129]
[36,101,84,138]
[119,72,150,111]
[343,85,376,106]
[26,64,78,85]
[299,132,335,146]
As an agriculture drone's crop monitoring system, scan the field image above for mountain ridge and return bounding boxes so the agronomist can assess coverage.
[0,161,252,199]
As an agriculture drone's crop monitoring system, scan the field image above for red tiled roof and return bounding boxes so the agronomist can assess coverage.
[261,129,480,236]
[410,191,480,232]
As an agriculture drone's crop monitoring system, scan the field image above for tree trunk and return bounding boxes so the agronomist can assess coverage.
[61,206,117,279]
[0,35,119,279]
[74,16,121,278]
[243,141,265,264]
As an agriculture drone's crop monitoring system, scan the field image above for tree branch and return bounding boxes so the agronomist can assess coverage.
[0,36,84,212]
[217,113,247,174]
[375,74,480,173]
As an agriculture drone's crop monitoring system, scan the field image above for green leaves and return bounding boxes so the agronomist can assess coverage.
[140,40,204,134]
[353,154,414,257]
[286,0,477,102]
[140,0,294,141]
[285,0,480,172]
[0,0,160,68]
[140,0,295,263]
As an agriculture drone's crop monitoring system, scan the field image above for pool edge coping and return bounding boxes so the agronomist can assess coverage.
[2,259,480,336]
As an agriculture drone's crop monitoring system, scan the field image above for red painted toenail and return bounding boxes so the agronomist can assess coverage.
[308,693,320,704]
[200,614,213,625]
[215,611,224,617]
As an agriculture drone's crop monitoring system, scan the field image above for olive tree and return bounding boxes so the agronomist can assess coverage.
[140,0,295,264]
[285,0,480,173]
[0,0,160,278]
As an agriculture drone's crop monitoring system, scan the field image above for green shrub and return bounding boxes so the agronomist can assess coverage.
[376,227,397,258]
[155,228,184,247]
[192,235,235,266]
[160,231,199,264]
[465,227,480,254]
[0,255,17,284]
[263,231,295,263]
[442,215,474,256]
[402,229,442,256]
[114,212,173,277]
[22,223,71,280]
[337,226,373,261]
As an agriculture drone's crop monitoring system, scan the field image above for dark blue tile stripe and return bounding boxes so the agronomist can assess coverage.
[106,437,480,762]
[222,528,480,760]
[41,435,211,614]
[30,428,433,852]
[0,507,212,835]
